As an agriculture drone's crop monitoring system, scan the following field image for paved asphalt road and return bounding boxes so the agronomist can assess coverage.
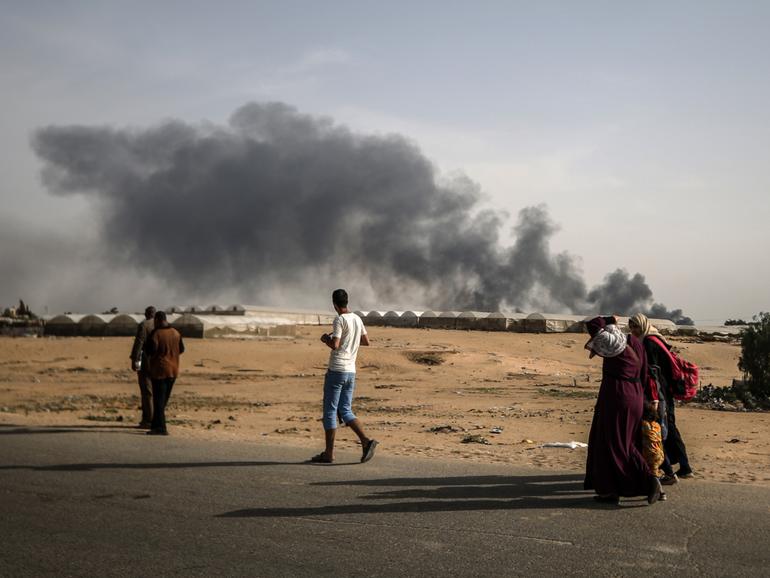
[1,424,768,577]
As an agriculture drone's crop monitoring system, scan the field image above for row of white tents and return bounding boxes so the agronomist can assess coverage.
[355,311,743,336]
[354,311,682,333]
[45,314,151,337]
[43,308,697,338]
[43,312,311,338]
[165,305,329,322]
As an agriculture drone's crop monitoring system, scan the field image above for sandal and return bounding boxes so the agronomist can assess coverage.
[310,452,333,464]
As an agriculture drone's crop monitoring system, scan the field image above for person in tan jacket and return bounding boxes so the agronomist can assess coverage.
[129,306,155,428]
[143,310,184,436]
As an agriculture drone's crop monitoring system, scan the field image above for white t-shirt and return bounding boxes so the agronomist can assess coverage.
[328,313,367,373]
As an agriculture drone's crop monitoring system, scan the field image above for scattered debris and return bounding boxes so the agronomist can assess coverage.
[81,414,124,422]
[540,387,596,399]
[405,351,445,366]
[428,424,461,433]
[461,434,491,445]
[374,383,401,389]
[541,441,587,449]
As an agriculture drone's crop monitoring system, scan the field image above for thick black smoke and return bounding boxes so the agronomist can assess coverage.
[588,269,694,325]
[32,101,691,321]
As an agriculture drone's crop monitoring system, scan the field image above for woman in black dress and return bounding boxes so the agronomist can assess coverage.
[629,313,693,480]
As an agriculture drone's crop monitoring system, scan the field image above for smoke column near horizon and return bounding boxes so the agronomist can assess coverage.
[32,101,692,322]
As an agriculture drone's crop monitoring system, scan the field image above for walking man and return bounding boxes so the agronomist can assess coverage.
[129,306,155,428]
[144,310,184,436]
[311,289,377,464]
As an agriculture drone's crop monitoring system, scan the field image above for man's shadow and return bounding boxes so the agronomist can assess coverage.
[0,460,293,472]
[0,424,134,436]
[217,473,641,517]
[1,425,645,511]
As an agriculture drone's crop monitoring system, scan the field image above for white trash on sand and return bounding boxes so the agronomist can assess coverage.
[540,441,588,449]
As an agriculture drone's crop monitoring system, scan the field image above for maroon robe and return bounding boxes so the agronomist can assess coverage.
[584,316,652,497]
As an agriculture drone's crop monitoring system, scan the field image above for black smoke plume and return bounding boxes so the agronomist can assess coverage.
[32,101,691,321]
[588,269,694,325]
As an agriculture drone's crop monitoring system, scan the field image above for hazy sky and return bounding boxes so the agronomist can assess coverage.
[1,1,768,322]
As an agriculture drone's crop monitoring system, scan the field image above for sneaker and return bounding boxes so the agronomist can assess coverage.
[361,439,379,463]
[660,491,667,501]
[660,473,679,486]
[676,469,694,479]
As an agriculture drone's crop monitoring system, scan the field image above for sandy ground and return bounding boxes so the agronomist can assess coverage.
[1,327,768,486]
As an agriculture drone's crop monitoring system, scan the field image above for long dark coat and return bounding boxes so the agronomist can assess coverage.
[584,317,652,497]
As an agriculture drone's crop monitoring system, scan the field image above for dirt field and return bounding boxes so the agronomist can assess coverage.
[1,327,768,486]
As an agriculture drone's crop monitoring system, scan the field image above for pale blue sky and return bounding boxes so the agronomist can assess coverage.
[1,1,768,321]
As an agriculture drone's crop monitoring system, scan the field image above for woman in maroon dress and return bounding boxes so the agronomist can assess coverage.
[583,316,662,505]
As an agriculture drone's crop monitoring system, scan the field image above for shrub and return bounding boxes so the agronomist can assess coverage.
[738,312,770,400]
[694,382,767,411]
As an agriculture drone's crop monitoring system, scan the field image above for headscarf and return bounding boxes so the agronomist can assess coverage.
[629,313,665,342]
[585,323,628,358]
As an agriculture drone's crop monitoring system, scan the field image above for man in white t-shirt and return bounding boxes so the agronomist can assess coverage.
[311,289,378,464]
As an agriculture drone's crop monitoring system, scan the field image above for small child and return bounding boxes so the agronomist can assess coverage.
[641,401,667,501]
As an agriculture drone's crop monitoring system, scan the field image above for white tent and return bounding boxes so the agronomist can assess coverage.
[456,311,486,330]
[106,314,145,336]
[525,313,586,333]
[365,311,386,327]
[77,314,114,336]
[395,310,422,328]
[423,311,460,330]
[476,312,512,332]
[44,314,85,336]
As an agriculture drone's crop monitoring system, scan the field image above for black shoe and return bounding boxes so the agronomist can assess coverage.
[676,468,694,479]
[146,429,168,436]
[361,439,378,463]
[648,476,662,505]
[660,473,679,486]
[138,422,152,430]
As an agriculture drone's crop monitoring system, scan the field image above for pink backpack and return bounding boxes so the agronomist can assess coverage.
[648,335,699,401]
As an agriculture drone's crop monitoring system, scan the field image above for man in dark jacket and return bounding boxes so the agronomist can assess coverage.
[144,310,184,436]
[129,306,155,428]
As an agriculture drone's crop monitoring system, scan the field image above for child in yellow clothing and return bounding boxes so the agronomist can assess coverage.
[641,401,667,501]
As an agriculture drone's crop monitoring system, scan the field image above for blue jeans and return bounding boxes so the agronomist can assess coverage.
[323,371,357,430]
